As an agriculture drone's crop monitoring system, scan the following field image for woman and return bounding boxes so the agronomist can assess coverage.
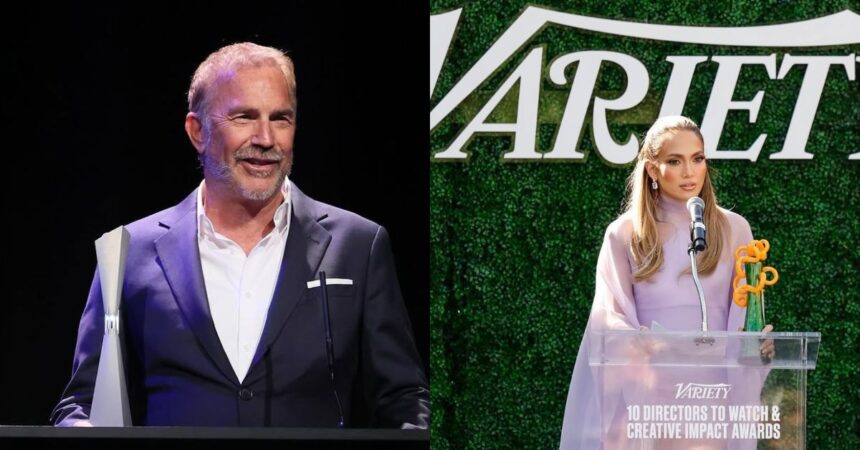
[559,116,772,449]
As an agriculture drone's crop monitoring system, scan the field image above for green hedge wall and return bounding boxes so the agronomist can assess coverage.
[430,1,859,448]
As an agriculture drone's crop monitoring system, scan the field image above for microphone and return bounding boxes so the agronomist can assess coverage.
[687,197,707,252]
[685,197,711,336]
[319,271,345,427]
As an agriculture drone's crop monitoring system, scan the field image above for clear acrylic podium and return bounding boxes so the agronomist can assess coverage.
[589,330,820,449]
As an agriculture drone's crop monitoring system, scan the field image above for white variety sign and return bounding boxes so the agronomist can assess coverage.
[430,8,860,162]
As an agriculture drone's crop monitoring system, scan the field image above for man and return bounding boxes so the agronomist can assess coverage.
[51,42,429,428]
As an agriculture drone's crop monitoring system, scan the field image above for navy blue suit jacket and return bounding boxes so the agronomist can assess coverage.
[51,183,429,427]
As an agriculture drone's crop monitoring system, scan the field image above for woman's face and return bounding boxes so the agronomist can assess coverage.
[646,130,707,203]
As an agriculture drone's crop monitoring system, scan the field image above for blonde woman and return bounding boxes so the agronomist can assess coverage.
[559,116,772,449]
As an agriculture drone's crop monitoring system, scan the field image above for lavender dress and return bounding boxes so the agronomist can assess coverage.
[559,196,755,449]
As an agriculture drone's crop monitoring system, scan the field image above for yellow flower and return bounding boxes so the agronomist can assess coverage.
[732,240,779,307]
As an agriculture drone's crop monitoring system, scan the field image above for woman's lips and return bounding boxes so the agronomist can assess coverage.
[680,183,697,191]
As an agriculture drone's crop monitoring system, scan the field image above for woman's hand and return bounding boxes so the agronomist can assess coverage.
[737,324,776,362]
[759,324,775,361]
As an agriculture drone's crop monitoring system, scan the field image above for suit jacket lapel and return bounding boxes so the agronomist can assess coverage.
[154,191,240,386]
[250,184,331,371]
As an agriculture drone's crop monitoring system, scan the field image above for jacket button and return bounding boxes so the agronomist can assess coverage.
[238,388,254,401]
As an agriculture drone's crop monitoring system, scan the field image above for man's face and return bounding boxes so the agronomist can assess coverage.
[199,65,295,202]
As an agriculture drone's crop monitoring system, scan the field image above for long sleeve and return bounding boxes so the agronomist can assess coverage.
[50,271,104,426]
[592,219,641,331]
[560,217,639,449]
[725,212,755,333]
[723,213,770,450]
[361,225,430,428]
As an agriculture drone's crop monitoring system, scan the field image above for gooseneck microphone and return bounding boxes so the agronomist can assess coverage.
[319,271,345,427]
[687,196,707,252]
[686,197,710,337]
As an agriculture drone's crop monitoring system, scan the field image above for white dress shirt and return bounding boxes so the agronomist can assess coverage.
[196,179,292,383]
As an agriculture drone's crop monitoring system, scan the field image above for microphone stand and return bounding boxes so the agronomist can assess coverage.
[689,244,714,345]
[319,271,345,427]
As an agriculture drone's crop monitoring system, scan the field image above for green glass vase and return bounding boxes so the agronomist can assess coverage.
[743,261,765,332]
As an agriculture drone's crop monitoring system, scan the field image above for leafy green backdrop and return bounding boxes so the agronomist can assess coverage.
[430,1,859,448]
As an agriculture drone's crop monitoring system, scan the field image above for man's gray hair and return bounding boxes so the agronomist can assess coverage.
[187,42,297,119]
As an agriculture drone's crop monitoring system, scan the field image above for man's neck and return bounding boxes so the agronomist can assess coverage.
[202,182,284,255]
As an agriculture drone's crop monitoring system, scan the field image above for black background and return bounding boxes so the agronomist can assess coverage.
[2,1,428,425]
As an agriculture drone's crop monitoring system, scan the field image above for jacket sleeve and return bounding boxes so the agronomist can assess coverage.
[360,225,430,429]
[49,270,104,426]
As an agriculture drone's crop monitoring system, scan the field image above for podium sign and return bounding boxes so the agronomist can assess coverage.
[589,330,820,449]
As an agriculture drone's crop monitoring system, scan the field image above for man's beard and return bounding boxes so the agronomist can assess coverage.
[201,145,292,201]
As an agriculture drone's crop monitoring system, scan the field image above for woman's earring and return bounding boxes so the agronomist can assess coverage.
[651,179,658,190]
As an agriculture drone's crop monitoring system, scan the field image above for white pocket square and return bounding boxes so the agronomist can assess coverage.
[307,278,353,288]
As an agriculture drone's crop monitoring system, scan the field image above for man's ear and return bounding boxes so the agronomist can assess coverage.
[185,112,205,155]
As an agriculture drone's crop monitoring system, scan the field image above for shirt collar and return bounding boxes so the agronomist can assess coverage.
[657,194,692,222]
[196,178,292,242]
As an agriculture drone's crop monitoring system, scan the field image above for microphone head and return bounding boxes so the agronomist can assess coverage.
[687,196,707,251]
[686,196,704,211]
[687,197,705,220]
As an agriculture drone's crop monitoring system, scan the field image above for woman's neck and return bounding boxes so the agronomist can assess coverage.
[656,195,690,221]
